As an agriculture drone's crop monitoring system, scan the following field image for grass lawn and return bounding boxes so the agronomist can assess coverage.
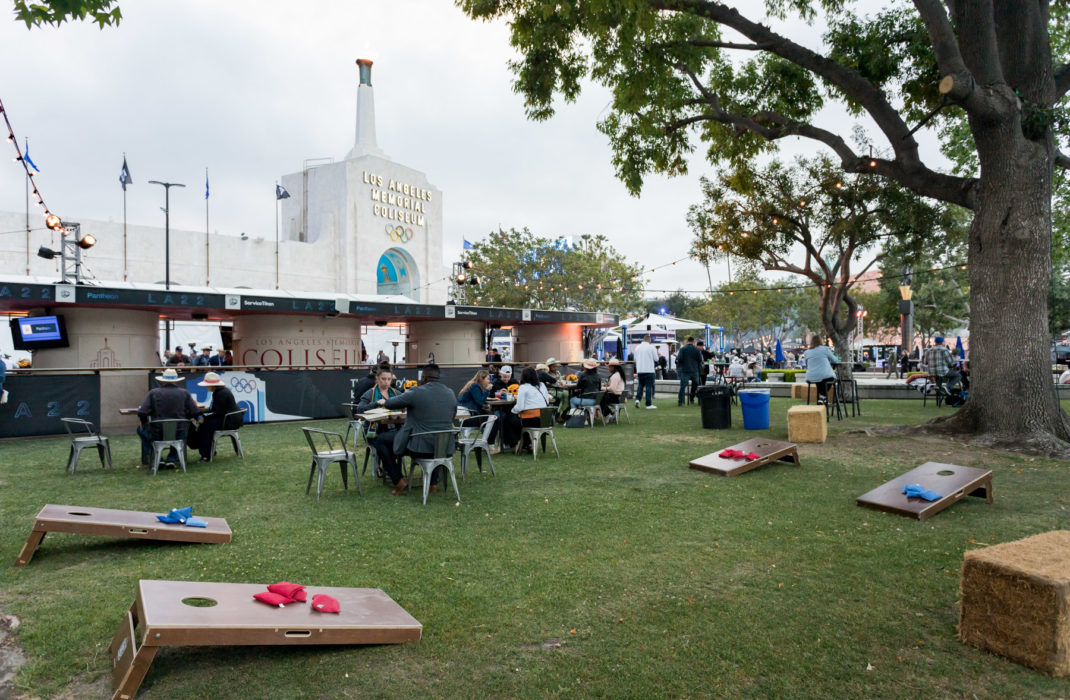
[2,397,1069,698]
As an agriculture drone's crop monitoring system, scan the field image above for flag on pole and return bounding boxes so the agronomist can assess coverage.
[205,170,210,199]
[119,156,132,190]
[463,239,474,250]
[23,138,39,172]
[276,184,290,200]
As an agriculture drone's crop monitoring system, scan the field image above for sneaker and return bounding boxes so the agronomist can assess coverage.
[646,405,657,410]
[634,400,640,408]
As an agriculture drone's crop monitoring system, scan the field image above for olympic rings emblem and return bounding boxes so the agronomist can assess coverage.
[230,377,258,392]
[385,225,414,243]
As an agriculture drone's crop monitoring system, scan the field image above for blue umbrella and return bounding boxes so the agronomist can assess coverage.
[775,338,785,364]
[955,336,965,359]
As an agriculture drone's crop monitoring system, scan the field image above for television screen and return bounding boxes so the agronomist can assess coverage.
[10,315,69,350]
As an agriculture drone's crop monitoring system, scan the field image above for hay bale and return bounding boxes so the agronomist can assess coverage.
[959,530,1070,676]
[790,384,817,401]
[787,405,826,443]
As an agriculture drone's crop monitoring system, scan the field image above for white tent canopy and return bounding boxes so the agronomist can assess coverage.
[621,313,711,332]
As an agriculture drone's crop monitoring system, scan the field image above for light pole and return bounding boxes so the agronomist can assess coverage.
[149,180,185,352]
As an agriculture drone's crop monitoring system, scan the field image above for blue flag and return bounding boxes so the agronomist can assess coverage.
[23,139,39,172]
[463,239,473,250]
[119,156,132,190]
[205,171,210,199]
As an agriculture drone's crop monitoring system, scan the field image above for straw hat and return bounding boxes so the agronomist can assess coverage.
[582,358,598,370]
[155,368,184,383]
[535,363,549,372]
[608,358,621,366]
[545,357,558,366]
[197,371,225,387]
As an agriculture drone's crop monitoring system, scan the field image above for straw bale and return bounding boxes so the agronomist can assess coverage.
[959,530,1070,676]
[787,405,826,443]
[790,384,817,402]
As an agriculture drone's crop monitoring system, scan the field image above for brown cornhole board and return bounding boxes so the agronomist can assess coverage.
[14,504,231,566]
[856,462,993,521]
[689,438,800,477]
[109,579,422,700]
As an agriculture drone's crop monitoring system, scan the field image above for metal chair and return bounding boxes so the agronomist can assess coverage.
[456,415,497,481]
[405,429,461,504]
[836,378,862,417]
[210,410,246,461]
[61,418,112,474]
[148,419,191,475]
[302,427,360,500]
[573,391,604,427]
[922,374,952,407]
[342,404,380,478]
[516,407,559,461]
[604,390,632,425]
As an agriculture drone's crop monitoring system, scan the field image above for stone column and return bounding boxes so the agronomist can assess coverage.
[405,321,484,365]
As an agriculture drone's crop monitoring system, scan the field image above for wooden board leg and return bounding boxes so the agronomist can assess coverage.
[110,603,157,700]
[14,529,46,567]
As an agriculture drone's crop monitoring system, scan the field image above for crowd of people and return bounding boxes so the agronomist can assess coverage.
[163,345,233,367]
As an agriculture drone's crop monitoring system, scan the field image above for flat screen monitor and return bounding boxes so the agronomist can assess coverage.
[10,315,69,350]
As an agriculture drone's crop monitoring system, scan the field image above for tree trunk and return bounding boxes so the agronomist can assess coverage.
[934,127,1070,454]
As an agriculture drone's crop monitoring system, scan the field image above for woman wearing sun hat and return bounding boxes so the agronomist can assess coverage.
[188,371,241,462]
[569,358,602,414]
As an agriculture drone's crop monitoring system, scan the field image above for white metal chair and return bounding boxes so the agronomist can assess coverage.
[209,410,246,461]
[604,390,632,425]
[148,419,191,475]
[406,429,461,504]
[61,418,112,474]
[342,404,381,479]
[516,407,559,461]
[302,427,361,500]
[456,414,497,481]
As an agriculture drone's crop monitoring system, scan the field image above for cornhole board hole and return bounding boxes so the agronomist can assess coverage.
[14,504,231,566]
[109,579,422,700]
[959,530,1070,676]
[689,438,800,477]
[855,462,993,521]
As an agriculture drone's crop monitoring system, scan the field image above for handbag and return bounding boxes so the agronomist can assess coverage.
[564,413,587,428]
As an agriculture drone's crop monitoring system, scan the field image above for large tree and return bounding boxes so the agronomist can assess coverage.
[689,154,955,371]
[463,228,644,312]
[461,0,1070,454]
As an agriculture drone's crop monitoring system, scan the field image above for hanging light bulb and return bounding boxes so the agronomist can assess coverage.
[44,213,62,231]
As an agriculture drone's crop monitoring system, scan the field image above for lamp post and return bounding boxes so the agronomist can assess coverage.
[391,340,399,364]
[148,180,185,352]
[899,265,914,362]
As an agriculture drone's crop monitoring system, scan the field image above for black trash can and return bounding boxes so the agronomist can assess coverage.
[697,385,732,429]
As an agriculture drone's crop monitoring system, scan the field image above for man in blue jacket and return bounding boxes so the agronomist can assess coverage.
[676,336,704,406]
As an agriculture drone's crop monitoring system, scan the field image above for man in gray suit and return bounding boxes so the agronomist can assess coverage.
[376,363,457,493]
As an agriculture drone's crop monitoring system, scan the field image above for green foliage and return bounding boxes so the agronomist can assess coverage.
[12,0,120,27]
[759,369,801,381]
[688,154,959,354]
[463,228,643,312]
[688,272,811,348]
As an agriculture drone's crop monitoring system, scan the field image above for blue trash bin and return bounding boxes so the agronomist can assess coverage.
[738,388,770,430]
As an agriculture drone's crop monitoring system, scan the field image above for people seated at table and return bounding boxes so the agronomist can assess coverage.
[352,363,383,404]
[511,366,550,451]
[187,371,241,462]
[803,335,839,403]
[570,359,602,413]
[136,368,200,467]
[355,366,404,493]
[491,365,514,393]
[600,358,626,418]
[535,362,555,388]
[1060,366,1070,385]
[192,347,213,367]
[727,359,745,381]
[377,363,457,495]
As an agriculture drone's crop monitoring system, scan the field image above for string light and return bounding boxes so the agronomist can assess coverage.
[1,98,64,234]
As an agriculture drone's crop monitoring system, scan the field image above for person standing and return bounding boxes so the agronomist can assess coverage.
[167,346,188,366]
[633,334,659,409]
[803,336,839,404]
[136,368,200,467]
[378,364,457,494]
[189,372,241,462]
[676,336,703,406]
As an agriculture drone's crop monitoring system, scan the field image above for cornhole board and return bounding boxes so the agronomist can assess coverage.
[856,462,993,521]
[688,438,800,477]
[109,579,422,700]
[14,504,231,566]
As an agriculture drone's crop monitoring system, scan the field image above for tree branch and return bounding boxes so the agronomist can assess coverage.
[1056,149,1070,170]
[685,39,772,51]
[1056,63,1070,101]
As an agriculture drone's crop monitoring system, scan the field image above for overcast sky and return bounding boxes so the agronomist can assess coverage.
[0,1,944,299]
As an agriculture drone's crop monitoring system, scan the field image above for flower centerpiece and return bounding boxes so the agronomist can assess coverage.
[402,379,418,390]
[506,383,520,395]
[564,374,578,382]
